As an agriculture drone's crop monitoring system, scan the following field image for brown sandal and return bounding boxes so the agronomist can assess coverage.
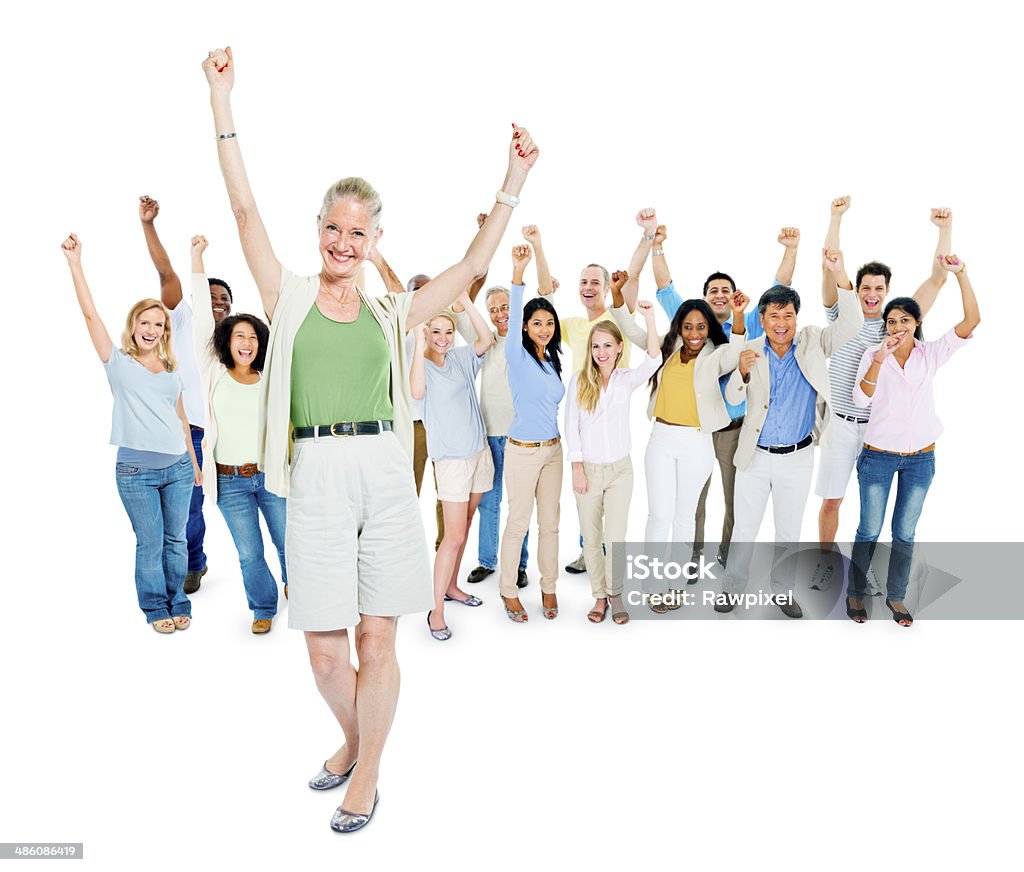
[587,599,608,623]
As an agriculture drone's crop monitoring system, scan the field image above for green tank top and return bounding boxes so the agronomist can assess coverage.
[290,302,394,428]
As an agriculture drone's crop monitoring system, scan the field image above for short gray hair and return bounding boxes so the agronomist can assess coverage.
[318,177,382,230]
[484,285,509,303]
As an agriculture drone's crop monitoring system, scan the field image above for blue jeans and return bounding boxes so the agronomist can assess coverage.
[849,447,935,603]
[116,455,194,622]
[187,426,207,573]
[477,435,528,570]
[216,471,287,619]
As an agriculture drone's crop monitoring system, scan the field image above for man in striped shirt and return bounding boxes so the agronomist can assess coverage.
[812,197,952,589]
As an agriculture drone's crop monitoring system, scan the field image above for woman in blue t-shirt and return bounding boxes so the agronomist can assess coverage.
[63,234,202,634]
[410,293,496,641]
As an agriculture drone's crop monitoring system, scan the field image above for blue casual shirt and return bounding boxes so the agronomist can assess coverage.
[104,349,187,455]
[505,283,565,441]
[655,281,765,419]
[759,338,816,447]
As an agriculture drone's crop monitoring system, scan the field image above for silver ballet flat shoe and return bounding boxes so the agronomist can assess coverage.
[330,791,379,833]
[308,758,356,791]
[427,611,452,641]
[444,594,483,607]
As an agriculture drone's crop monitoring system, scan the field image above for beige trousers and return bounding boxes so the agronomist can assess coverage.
[499,441,562,597]
[574,457,633,598]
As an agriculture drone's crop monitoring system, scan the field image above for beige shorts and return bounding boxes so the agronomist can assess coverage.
[434,445,495,502]
[286,431,433,631]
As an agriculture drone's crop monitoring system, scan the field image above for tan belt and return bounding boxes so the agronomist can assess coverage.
[216,462,260,477]
[508,436,560,448]
[863,443,935,457]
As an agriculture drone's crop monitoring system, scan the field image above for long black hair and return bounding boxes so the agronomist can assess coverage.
[649,298,727,395]
[211,313,270,371]
[521,296,563,378]
[882,296,924,340]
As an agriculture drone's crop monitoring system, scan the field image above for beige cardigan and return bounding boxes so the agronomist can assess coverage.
[724,286,863,470]
[259,268,415,498]
[610,304,745,433]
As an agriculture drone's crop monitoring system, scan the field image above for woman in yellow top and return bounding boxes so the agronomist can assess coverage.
[612,291,748,551]
[202,46,540,832]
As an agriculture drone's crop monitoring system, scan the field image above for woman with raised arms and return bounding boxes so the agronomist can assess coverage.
[202,46,539,831]
[62,234,202,633]
[566,277,662,625]
[410,294,496,641]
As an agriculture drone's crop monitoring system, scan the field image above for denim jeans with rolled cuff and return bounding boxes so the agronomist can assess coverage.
[115,454,194,622]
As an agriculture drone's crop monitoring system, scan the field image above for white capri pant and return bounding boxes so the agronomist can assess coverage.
[286,431,433,630]
[644,422,715,545]
[815,415,869,500]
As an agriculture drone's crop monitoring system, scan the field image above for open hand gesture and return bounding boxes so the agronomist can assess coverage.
[61,233,82,264]
[139,195,160,224]
[778,226,800,248]
[202,47,235,94]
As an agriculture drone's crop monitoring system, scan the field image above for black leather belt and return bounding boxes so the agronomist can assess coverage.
[293,420,393,439]
[757,434,813,454]
[836,413,869,424]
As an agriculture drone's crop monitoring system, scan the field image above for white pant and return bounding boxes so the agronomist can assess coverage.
[724,445,814,594]
[644,422,714,545]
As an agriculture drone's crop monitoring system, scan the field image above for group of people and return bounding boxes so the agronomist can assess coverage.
[64,45,978,833]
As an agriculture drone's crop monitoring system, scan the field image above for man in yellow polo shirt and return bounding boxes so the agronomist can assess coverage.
[524,210,659,573]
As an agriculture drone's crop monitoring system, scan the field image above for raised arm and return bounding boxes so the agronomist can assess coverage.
[609,271,650,350]
[407,125,540,327]
[822,196,851,307]
[823,247,852,302]
[410,325,427,401]
[505,244,532,356]
[939,255,980,338]
[366,248,405,295]
[775,226,800,287]
[460,291,496,356]
[465,214,491,303]
[911,208,953,316]
[635,300,661,359]
[522,225,553,296]
[190,235,217,368]
[138,196,184,309]
[651,224,671,290]
[202,47,283,320]
[621,208,658,311]
[62,234,113,363]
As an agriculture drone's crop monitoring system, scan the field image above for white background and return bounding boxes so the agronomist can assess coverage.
[3,1,1021,869]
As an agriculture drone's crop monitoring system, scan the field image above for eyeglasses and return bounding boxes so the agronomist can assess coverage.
[487,304,510,314]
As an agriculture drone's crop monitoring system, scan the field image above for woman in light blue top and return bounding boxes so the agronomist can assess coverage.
[499,243,565,622]
[63,234,202,634]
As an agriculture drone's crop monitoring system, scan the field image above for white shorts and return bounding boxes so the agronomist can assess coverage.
[815,415,869,499]
[286,431,433,631]
[434,445,495,502]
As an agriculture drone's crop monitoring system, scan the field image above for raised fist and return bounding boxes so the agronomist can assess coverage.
[654,224,667,246]
[778,226,800,248]
[61,233,82,263]
[636,208,658,233]
[509,124,539,172]
[522,225,542,246]
[191,235,209,256]
[636,299,655,317]
[511,243,533,271]
[477,213,488,229]
[139,195,160,224]
[930,208,953,227]
[831,196,851,215]
[738,348,761,378]
[202,47,235,93]
[731,290,750,313]
[936,253,965,273]
[822,248,845,273]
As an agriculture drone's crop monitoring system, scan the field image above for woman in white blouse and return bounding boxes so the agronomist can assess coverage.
[566,284,661,624]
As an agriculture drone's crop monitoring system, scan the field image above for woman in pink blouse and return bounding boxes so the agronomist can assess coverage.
[566,285,661,624]
[847,255,980,626]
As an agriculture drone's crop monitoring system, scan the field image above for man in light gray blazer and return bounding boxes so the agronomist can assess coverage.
[716,270,862,617]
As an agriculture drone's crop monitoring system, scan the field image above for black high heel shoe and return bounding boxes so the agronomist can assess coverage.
[886,600,913,627]
[845,597,867,623]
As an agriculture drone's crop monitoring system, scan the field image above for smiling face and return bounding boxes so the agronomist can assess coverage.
[761,302,798,350]
[858,273,888,319]
[679,310,710,355]
[578,267,607,312]
[525,306,556,353]
[885,307,919,351]
[487,291,510,336]
[590,329,623,371]
[704,277,736,321]
[426,316,455,357]
[133,306,166,353]
[210,283,232,323]
[229,320,259,369]
[318,197,381,281]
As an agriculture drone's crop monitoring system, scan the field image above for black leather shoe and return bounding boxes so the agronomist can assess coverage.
[517,569,529,589]
[183,566,208,595]
[779,599,803,619]
[466,565,494,584]
[713,599,734,614]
